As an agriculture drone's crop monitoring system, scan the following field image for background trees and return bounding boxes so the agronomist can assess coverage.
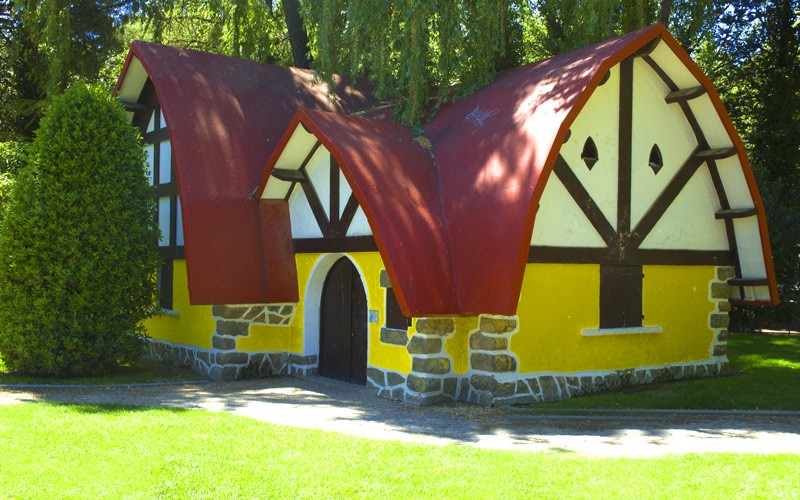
[0,0,796,358]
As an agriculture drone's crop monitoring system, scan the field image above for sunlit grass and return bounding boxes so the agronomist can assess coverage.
[527,333,800,411]
[0,403,798,499]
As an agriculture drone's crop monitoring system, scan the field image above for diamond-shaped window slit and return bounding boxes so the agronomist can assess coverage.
[648,144,664,174]
[581,137,599,170]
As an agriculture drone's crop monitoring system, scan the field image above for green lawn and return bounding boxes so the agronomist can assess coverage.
[528,333,800,411]
[0,403,797,499]
[0,357,200,386]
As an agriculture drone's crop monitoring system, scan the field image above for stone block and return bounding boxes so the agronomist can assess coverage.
[714,344,728,356]
[718,301,731,312]
[367,367,386,386]
[717,266,736,281]
[407,335,442,354]
[539,376,560,402]
[415,317,455,335]
[668,365,685,380]
[243,306,264,321]
[391,387,405,400]
[386,371,405,387]
[268,314,284,324]
[479,316,517,334]
[470,352,517,373]
[515,381,529,396]
[469,332,509,351]
[268,352,289,373]
[380,327,409,346]
[212,304,249,319]
[406,374,442,394]
[412,356,451,375]
[209,365,239,381]
[216,351,249,365]
[405,393,447,406]
[217,320,249,337]
[526,377,541,396]
[212,334,236,350]
[470,374,515,397]
[711,282,731,299]
[289,354,317,366]
[279,305,294,316]
[717,329,729,342]
[709,313,730,329]
[443,377,459,398]
[193,359,210,378]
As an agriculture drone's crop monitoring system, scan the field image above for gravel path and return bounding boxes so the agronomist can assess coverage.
[2,376,799,458]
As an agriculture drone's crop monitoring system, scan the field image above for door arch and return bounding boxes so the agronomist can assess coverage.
[319,257,368,385]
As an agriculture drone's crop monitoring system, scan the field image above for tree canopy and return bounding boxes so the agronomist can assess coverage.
[0,0,797,329]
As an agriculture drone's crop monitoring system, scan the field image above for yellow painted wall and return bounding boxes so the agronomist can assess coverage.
[513,263,717,373]
[446,317,476,375]
[143,259,215,349]
[237,323,293,352]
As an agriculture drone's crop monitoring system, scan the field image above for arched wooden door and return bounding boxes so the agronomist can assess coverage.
[319,258,368,385]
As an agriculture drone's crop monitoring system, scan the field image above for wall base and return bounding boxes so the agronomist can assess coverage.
[144,339,317,381]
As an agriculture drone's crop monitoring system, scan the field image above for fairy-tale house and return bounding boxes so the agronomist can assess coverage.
[115,23,777,405]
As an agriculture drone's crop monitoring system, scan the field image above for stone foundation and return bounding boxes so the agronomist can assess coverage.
[145,339,317,381]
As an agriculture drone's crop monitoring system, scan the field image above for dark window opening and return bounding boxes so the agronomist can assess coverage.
[133,80,184,311]
[385,287,411,330]
[648,144,664,174]
[599,265,644,328]
[581,137,599,170]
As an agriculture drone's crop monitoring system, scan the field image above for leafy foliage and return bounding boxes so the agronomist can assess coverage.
[0,0,126,140]
[305,0,509,127]
[136,0,292,64]
[699,0,800,329]
[0,82,160,376]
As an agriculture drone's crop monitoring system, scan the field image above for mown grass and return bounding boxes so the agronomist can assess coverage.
[529,333,800,411]
[0,402,797,499]
[0,357,200,385]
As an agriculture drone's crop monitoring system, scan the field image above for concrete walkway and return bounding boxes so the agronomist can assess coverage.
[2,376,799,458]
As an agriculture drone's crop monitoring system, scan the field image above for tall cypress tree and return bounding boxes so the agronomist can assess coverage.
[0,82,160,376]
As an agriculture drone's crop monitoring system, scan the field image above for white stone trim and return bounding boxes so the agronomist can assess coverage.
[581,326,663,336]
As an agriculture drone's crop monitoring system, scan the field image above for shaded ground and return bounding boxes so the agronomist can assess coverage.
[2,376,798,457]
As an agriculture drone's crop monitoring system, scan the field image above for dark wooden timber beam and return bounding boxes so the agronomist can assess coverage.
[553,156,618,247]
[715,208,758,220]
[665,86,707,104]
[271,168,305,183]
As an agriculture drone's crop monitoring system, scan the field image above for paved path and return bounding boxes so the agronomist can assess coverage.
[2,377,799,458]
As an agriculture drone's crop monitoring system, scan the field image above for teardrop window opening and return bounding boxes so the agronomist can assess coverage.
[649,144,663,174]
[581,137,599,170]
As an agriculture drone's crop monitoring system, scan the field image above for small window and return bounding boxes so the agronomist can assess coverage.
[581,137,599,170]
[158,197,171,247]
[599,265,643,328]
[385,287,410,330]
[648,144,663,174]
[159,140,172,184]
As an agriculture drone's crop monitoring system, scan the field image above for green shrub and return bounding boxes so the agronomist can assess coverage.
[0,82,160,376]
[0,142,26,176]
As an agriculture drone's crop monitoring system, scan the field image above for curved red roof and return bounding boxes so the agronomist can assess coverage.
[115,42,376,304]
[120,25,777,314]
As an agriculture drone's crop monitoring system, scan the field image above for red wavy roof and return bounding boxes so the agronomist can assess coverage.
[120,24,778,314]
[115,42,377,304]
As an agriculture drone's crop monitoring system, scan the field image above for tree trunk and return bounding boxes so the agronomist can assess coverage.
[282,0,312,68]
[658,0,674,24]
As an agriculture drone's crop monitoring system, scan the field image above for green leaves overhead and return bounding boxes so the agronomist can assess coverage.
[306,0,508,127]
